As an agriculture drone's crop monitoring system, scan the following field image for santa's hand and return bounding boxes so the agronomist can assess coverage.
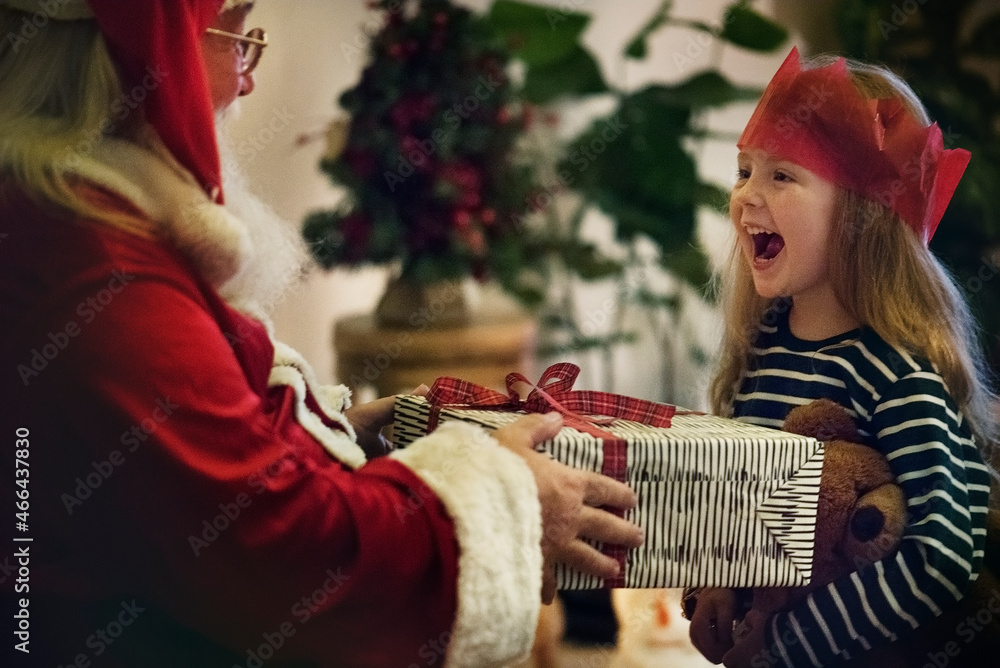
[346,384,429,458]
[723,609,769,668]
[492,413,644,604]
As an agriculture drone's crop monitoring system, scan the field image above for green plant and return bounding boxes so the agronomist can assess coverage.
[835,0,1000,372]
[484,0,789,391]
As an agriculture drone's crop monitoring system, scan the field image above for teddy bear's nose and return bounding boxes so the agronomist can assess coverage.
[851,506,886,542]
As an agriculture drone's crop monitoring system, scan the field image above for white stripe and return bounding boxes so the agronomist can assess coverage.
[851,572,896,640]
[830,585,871,650]
[886,440,968,469]
[878,416,951,439]
[898,350,922,373]
[922,557,964,600]
[896,466,967,495]
[881,421,973,454]
[771,615,795,667]
[912,513,974,547]
[876,391,946,416]
[753,344,878,396]
[896,553,942,616]
[911,535,972,572]
[875,561,920,628]
[733,390,814,405]
[908,489,971,520]
[745,367,847,388]
[808,595,840,655]
[875,394,968,433]
[789,611,822,667]
[857,342,898,382]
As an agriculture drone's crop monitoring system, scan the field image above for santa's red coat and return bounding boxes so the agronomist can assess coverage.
[0,148,542,667]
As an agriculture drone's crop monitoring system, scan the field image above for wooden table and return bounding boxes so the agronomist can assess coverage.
[334,311,538,400]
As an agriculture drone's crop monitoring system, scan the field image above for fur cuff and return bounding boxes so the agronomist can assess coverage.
[268,340,364,469]
[391,422,543,668]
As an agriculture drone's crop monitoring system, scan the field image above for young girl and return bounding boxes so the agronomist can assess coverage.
[689,47,997,667]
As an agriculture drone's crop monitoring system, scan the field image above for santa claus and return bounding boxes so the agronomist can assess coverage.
[0,1,642,665]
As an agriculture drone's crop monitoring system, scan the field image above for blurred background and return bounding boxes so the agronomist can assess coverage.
[226,0,999,407]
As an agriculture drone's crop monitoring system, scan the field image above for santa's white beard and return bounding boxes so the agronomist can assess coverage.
[213,117,310,315]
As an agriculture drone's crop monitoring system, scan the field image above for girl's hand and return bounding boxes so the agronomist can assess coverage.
[345,384,429,458]
[723,609,768,668]
[690,587,739,663]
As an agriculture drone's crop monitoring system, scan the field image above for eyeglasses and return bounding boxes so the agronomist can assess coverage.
[205,27,268,75]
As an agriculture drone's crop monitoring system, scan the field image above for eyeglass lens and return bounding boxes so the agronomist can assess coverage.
[240,28,266,74]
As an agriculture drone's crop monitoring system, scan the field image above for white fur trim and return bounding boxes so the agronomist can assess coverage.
[68,137,252,288]
[267,363,365,470]
[269,340,363,469]
[65,138,359,469]
[270,340,354,418]
[391,422,543,667]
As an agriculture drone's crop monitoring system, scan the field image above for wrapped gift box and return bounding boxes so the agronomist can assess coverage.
[392,364,824,590]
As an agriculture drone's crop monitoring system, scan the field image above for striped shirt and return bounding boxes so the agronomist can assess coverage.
[731,304,990,667]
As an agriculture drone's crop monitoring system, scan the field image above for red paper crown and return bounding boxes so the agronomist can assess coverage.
[738,47,970,245]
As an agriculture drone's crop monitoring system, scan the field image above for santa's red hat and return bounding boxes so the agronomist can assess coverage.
[1,0,255,203]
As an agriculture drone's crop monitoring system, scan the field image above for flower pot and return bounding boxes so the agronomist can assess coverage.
[374,275,469,329]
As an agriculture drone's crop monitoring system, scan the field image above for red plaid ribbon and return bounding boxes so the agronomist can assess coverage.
[426,362,675,438]
[427,363,675,589]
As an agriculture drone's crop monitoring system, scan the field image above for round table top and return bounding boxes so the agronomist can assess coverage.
[334,311,537,363]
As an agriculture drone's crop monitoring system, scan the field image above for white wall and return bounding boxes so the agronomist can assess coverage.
[227,0,817,403]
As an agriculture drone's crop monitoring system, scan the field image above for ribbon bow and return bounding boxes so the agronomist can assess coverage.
[426,363,675,438]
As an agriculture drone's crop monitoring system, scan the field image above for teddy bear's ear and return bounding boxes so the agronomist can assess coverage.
[784,399,863,442]
[842,484,906,570]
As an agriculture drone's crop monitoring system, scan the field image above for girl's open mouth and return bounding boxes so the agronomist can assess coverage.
[752,231,785,261]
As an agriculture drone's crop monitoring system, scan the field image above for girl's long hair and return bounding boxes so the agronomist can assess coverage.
[710,54,998,463]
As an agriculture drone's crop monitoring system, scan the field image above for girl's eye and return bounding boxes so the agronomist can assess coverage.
[736,168,750,180]
[773,171,792,182]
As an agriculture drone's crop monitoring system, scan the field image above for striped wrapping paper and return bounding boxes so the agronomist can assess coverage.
[392,365,824,590]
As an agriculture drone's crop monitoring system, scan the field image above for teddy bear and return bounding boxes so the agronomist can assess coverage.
[723,399,1000,668]
[737,398,908,625]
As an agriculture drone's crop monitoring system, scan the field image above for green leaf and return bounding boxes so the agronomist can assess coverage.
[644,72,763,109]
[720,3,788,52]
[633,288,680,312]
[539,331,638,357]
[967,14,1000,57]
[660,246,714,293]
[623,0,672,60]
[522,45,608,103]
[560,242,624,280]
[560,89,698,248]
[487,0,590,67]
[695,182,732,215]
[302,210,343,269]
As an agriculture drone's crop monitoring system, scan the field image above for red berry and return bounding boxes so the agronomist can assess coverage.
[453,210,472,229]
